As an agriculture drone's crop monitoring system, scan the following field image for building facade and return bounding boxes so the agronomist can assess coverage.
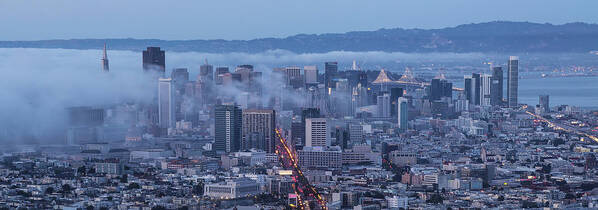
[204,179,261,199]
[491,66,503,106]
[507,56,519,108]
[242,109,276,153]
[142,47,165,74]
[158,78,176,133]
[398,97,409,132]
[298,146,342,169]
[215,104,242,154]
[305,118,330,147]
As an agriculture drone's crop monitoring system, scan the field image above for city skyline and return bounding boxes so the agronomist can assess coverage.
[1,2,598,209]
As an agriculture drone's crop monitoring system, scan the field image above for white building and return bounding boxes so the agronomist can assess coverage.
[386,196,408,209]
[94,161,123,175]
[305,118,330,147]
[298,146,342,169]
[234,150,267,166]
[377,93,391,117]
[480,74,492,106]
[204,178,261,199]
[158,78,176,130]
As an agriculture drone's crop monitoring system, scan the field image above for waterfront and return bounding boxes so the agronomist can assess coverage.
[519,76,598,109]
[453,76,598,109]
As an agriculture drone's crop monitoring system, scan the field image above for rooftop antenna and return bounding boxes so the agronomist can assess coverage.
[101,43,109,72]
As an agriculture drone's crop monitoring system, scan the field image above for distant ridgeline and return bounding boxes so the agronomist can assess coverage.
[1,21,598,53]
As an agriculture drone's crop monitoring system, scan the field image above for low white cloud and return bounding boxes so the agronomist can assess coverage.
[0,48,488,143]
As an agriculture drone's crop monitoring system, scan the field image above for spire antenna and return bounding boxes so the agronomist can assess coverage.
[101,43,109,72]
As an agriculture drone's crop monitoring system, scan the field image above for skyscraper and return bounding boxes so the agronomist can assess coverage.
[430,79,441,101]
[430,79,452,101]
[539,95,550,113]
[464,76,473,104]
[305,118,329,147]
[397,97,409,132]
[377,93,391,117]
[298,108,321,146]
[442,80,453,100]
[171,68,189,88]
[324,62,338,91]
[480,74,492,106]
[101,43,109,72]
[142,47,165,74]
[215,104,242,154]
[304,65,318,85]
[214,67,230,85]
[170,68,189,121]
[284,66,302,88]
[357,71,368,88]
[472,73,481,105]
[199,60,214,82]
[334,79,351,117]
[390,87,404,117]
[158,78,175,134]
[507,56,519,108]
[490,66,503,106]
[242,109,276,153]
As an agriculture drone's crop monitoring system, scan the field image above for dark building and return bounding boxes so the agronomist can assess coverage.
[324,62,338,91]
[336,127,350,150]
[67,107,104,127]
[464,76,473,103]
[539,95,550,113]
[214,105,242,154]
[237,64,254,71]
[216,67,230,75]
[142,47,165,74]
[490,67,503,106]
[231,73,242,82]
[430,79,441,100]
[199,63,214,82]
[431,101,449,118]
[358,71,368,87]
[291,122,304,147]
[430,79,452,101]
[507,56,519,108]
[345,70,368,89]
[442,82,452,99]
[66,107,105,145]
[472,73,481,105]
[215,67,230,85]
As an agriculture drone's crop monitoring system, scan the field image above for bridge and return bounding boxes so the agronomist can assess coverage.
[275,128,327,209]
[372,68,464,91]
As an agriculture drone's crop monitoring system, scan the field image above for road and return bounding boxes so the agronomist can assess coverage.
[522,105,598,143]
[275,128,327,209]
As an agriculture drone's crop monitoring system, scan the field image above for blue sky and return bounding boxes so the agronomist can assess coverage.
[1,0,596,40]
